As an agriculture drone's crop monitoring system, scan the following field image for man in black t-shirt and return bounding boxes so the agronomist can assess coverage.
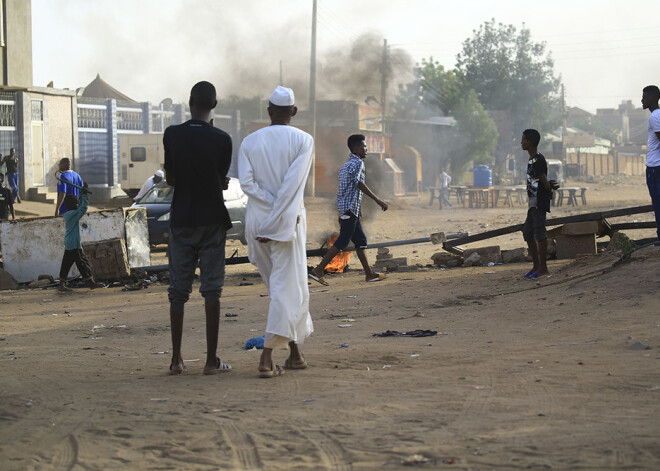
[0,173,15,221]
[163,81,233,376]
[521,129,559,279]
[1,148,20,203]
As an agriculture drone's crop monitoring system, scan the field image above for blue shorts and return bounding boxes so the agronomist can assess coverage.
[168,224,227,310]
[333,212,367,251]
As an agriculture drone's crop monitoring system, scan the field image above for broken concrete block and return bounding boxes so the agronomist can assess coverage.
[462,252,481,267]
[463,245,501,265]
[562,221,599,236]
[82,238,130,280]
[376,253,393,260]
[28,279,51,289]
[0,268,19,290]
[431,252,462,267]
[374,257,407,270]
[501,247,527,264]
[446,259,462,268]
[38,274,55,284]
[377,247,390,255]
[555,234,597,259]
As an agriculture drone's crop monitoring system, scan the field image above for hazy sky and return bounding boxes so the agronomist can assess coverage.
[32,0,659,113]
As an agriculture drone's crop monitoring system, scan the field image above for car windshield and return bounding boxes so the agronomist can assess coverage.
[138,183,173,204]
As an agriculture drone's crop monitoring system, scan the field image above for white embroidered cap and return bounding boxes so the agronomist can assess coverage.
[269,86,295,106]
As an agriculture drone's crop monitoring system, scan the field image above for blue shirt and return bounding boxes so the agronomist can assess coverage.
[57,170,83,215]
[63,194,88,250]
[336,153,365,216]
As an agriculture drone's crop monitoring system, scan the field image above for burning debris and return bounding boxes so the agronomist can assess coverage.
[324,233,351,273]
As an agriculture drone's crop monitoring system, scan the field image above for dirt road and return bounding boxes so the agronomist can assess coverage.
[0,177,658,470]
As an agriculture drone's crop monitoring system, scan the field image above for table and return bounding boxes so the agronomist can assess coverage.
[556,187,587,207]
[427,186,466,208]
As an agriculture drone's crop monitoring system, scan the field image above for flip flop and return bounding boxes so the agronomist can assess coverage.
[259,364,285,379]
[367,273,387,282]
[308,272,329,286]
[169,361,186,375]
[524,270,534,278]
[528,272,539,279]
[284,358,308,370]
[203,357,232,375]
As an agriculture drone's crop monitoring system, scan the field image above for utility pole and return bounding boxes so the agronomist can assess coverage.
[561,83,567,164]
[308,0,318,196]
[380,39,388,136]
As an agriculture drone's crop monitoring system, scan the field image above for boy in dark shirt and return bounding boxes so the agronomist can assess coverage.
[0,173,15,221]
[521,129,559,278]
[58,186,104,292]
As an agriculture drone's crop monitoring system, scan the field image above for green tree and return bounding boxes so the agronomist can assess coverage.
[394,58,462,119]
[394,58,498,178]
[451,90,499,175]
[455,19,562,156]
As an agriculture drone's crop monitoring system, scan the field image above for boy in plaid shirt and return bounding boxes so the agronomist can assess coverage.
[309,134,388,286]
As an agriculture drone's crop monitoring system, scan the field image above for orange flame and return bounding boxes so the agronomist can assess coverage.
[325,233,351,273]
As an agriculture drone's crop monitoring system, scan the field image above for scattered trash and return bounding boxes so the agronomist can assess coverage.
[338,324,353,328]
[91,324,127,332]
[373,330,437,338]
[340,343,349,347]
[244,335,265,350]
[239,282,253,286]
[25,402,32,408]
[150,398,168,402]
[225,313,238,317]
[382,365,391,369]
[487,262,495,267]
[42,299,52,302]
[302,399,314,403]
[310,289,328,293]
[259,293,269,297]
[402,454,430,466]
[346,295,357,298]
[484,271,495,274]
[459,377,466,380]
[341,318,356,322]
[410,353,420,358]
[51,313,57,316]
[366,367,370,371]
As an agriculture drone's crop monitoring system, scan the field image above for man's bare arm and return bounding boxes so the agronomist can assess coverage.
[539,173,559,191]
[165,170,175,187]
[55,192,65,216]
[357,181,388,211]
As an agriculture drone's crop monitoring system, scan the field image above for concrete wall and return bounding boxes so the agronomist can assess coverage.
[2,0,33,87]
[41,93,75,186]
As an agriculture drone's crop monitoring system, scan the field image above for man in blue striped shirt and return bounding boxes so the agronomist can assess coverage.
[309,134,388,285]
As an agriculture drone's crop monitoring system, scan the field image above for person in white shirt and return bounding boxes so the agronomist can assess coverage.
[439,168,453,208]
[642,85,660,241]
[134,170,164,200]
[238,86,314,378]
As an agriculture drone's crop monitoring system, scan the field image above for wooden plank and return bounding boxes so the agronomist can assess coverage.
[610,221,657,231]
[443,205,654,249]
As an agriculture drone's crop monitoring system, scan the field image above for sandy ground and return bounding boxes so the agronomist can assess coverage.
[0,177,659,470]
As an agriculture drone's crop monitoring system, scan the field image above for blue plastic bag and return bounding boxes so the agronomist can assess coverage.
[244,334,265,350]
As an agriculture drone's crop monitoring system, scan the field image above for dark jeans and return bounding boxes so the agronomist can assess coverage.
[647,166,660,240]
[333,211,368,250]
[60,249,93,280]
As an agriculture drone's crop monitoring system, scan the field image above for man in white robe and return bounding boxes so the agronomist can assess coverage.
[238,86,314,378]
